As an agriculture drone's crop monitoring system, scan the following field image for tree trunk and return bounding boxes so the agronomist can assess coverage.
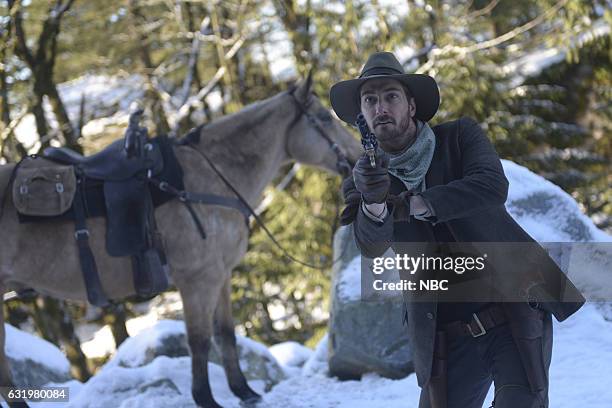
[32,297,91,381]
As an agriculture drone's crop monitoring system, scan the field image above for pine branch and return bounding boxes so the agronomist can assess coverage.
[416,0,569,73]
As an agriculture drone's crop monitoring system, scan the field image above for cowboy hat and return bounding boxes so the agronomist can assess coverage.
[330,52,440,125]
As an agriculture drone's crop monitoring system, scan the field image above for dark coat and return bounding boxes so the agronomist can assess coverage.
[342,117,585,395]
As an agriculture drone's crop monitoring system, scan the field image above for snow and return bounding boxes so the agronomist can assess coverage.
[501,159,612,242]
[26,303,612,407]
[504,19,611,86]
[337,256,362,301]
[4,324,70,374]
[269,341,313,368]
[104,320,186,370]
[301,333,329,377]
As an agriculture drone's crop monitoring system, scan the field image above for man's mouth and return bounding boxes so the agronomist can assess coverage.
[374,120,394,127]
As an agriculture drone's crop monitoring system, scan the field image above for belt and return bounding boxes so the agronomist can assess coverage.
[442,304,507,339]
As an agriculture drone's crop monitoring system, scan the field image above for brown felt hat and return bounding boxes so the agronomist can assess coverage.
[330,52,440,125]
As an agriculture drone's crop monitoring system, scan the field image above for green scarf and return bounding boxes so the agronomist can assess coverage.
[387,120,436,192]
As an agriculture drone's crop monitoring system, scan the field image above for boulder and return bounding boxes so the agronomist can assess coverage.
[106,320,285,390]
[328,225,413,380]
[4,324,72,387]
[503,160,612,302]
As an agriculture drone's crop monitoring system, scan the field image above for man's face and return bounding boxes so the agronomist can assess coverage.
[360,78,417,153]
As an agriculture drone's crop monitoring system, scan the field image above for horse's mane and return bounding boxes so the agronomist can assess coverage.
[177,89,293,145]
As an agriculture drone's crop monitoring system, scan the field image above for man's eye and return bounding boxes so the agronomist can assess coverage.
[364,96,375,104]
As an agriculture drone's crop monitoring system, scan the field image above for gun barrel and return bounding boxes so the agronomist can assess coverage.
[355,113,378,168]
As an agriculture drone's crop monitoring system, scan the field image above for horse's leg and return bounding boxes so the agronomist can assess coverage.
[180,275,224,408]
[213,276,261,405]
[0,288,29,408]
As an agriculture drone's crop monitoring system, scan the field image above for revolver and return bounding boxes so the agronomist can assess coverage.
[355,113,378,168]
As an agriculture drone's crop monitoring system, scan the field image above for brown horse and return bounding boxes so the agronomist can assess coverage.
[0,77,362,407]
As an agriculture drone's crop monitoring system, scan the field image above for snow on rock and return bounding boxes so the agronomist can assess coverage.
[4,324,72,387]
[269,341,313,368]
[269,341,314,377]
[105,320,188,370]
[502,160,612,301]
[104,319,285,391]
[502,159,611,242]
[65,356,265,408]
[301,334,330,377]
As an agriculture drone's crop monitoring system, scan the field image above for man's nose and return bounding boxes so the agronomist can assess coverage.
[375,101,388,115]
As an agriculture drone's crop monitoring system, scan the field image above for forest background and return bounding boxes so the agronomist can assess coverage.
[0,0,610,380]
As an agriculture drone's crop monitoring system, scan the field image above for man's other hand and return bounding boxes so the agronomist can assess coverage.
[352,148,390,204]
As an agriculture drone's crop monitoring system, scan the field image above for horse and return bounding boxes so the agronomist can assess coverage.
[0,76,362,407]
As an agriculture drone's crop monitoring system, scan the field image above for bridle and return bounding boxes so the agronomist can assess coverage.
[287,87,353,178]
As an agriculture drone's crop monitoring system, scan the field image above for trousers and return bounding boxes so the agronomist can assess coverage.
[418,322,548,408]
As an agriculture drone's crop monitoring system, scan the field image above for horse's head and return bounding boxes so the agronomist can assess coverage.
[284,74,362,176]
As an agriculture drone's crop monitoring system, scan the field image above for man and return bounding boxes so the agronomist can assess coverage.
[330,52,584,408]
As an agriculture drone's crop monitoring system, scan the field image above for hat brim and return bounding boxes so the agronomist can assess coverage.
[329,73,440,125]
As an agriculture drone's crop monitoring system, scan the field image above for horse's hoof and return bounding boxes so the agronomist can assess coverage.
[239,393,262,407]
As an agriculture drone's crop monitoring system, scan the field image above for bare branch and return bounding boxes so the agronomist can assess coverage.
[179,16,211,106]
[171,33,247,132]
[467,0,500,19]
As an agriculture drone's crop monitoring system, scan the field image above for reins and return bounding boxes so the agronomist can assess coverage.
[163,88,354,270]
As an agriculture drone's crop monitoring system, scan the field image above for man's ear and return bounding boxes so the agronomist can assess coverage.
[408,97,417,118]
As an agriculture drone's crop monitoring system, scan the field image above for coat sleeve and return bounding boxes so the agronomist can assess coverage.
[419,117,509,223]
[340,174,394,258]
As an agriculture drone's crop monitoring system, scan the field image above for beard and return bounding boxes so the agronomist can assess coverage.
[374,114,412,142]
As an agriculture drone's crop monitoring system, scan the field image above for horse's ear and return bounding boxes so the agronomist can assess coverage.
[295,69,314,103]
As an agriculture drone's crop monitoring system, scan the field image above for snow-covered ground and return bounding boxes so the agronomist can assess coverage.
[16,302,611,407]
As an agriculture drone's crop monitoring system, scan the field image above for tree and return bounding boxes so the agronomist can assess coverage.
[8,0,79,151]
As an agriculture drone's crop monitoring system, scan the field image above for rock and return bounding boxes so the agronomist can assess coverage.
[4,324,72,387]
[224,336,286,391]
[328,225,413,380]
[503,160,612,301]
[502,160,610,243]
[68,356,258,408]
[106,320,285,390]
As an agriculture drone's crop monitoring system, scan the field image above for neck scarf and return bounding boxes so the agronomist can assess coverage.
[387,120,436,192]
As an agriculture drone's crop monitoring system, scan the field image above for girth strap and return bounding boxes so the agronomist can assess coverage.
[148,179,250,240]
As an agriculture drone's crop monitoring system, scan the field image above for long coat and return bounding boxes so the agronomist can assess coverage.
[341,117,585,398]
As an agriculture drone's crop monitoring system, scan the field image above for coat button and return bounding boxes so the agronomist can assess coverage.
[426,312,435,320]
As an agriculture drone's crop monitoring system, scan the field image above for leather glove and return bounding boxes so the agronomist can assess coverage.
[352,148,390,204]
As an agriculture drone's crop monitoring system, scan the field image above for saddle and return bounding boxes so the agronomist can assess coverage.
[13,110,184,307]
